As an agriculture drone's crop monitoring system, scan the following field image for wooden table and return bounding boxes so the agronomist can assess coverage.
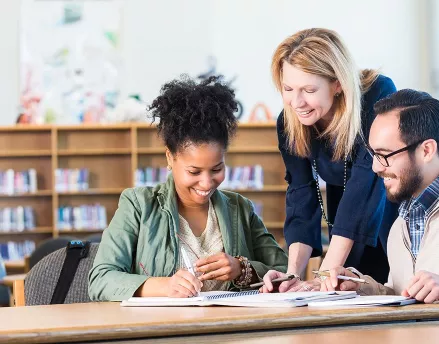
[0,302,439,343]
[109,321,439,344]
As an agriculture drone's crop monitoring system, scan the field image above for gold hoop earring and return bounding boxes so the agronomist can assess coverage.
[167,165,172,171]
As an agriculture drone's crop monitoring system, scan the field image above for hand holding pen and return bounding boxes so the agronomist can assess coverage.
[164,247,202,298]
[259,270,301,293]
[316,267,367,292]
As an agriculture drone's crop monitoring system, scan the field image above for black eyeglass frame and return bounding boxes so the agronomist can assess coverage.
[365,140,424,167]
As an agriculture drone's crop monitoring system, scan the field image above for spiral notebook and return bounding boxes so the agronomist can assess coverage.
[120,290,357,308]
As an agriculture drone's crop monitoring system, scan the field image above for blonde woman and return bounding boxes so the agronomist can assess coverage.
[262,28,398,292]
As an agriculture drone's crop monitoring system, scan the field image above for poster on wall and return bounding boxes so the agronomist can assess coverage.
[19,0,123,124]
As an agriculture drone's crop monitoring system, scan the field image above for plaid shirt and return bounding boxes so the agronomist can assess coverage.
[398,176,439,258]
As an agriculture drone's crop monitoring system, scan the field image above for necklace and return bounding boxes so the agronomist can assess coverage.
[311,158,347,227]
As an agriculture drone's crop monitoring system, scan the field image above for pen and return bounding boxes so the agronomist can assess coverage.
[180,246,196,277]
[312,270,369,284]
[249,273,299,289]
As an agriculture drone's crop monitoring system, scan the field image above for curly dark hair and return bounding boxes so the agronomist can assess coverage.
[148,75,238,154]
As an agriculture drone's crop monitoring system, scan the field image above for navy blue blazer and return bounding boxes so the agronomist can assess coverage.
[278,75,398,258]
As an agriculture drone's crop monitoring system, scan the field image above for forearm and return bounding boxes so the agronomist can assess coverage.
[287,242,313,275]
[135,277,170,297]
[320,235,354,270]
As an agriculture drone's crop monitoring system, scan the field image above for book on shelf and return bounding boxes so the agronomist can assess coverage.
[220,165,264,190]
[57,204,107,231]
[0,169,37,195]
[0,240,35,260]
[135,167,170,187]
[0,206,35,232]
[55,168,89,192]
[121,290,357,308]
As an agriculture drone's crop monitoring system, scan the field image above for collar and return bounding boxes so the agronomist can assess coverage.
[399,175,439,218]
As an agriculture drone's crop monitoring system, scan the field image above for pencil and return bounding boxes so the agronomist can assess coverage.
[312,270,369,284]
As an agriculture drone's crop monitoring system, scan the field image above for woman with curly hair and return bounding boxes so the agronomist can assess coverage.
[88,76,288,301]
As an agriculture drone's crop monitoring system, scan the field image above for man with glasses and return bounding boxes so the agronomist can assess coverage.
[321,89,439,303]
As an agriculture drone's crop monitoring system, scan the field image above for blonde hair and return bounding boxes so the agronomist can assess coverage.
[272,28,378,160]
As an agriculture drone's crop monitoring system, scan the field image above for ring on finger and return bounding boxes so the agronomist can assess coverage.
[302,283,311,291]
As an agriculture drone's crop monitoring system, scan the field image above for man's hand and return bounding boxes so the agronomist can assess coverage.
[260,270,301,293]
[319,267,361,292]
[402,271,439,303]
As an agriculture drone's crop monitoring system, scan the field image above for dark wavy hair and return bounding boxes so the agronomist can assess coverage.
[373,89,439,150]
[148,75,238,154]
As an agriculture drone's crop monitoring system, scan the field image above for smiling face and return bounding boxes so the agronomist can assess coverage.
[167,142,226,208]
[281,62,341,127]
[369,110,423,203]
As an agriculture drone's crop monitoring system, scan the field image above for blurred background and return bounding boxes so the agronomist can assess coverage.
[0,0,438,125]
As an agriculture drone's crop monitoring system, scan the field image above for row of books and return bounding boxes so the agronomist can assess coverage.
[220,165,264,190]
[0,240,35,260]
[55,168,90,192]
[135,167,170,187]
[134,165,264,190]
[57,204,107,231]
[0,169,37,195]
[0,207,35,232]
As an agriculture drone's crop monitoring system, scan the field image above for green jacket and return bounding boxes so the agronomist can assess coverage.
[88,175,288,301]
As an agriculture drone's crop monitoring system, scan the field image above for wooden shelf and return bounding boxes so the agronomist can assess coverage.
[57,188,124,196]
[137,147,166,154]
[58,149,131,156]
[0,190,52,197]
[0,150,52,157]
[0,227,53,235]
[0,122,326,278]
[4,259,24,269]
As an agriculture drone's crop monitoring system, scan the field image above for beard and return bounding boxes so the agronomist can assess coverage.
[380,163,423,203]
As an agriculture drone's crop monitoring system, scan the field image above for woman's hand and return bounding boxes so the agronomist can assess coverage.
[195,253,241,281]
[260,270,301,293]
[166,269,203,297]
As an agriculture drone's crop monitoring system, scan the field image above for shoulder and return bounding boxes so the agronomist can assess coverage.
[119,186,158,212]
[360,74,396,139]
[216,189,255,214]
[362,74,396,109]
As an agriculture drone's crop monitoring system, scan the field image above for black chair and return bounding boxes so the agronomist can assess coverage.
[28,237,78,271]
[84,233,102,243]
[24,243,99,305]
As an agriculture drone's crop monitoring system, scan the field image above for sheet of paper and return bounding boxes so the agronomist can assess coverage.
[308,295,417,308]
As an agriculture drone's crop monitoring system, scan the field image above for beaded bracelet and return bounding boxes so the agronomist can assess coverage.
[234,255,253,286]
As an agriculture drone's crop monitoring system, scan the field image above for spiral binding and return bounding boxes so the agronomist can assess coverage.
[205,290,259,300]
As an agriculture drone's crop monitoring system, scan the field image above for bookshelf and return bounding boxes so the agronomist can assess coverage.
[0,123,327,274]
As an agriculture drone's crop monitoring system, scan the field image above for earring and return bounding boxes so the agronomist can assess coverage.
[167,165,172,171]
[335,92,340,98]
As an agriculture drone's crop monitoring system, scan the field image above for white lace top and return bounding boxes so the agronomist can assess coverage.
[178,200,229,292]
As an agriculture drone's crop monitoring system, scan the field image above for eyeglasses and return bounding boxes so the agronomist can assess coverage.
[365,140,424,167]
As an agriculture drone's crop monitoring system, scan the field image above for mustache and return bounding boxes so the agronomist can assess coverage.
[378,173,397,179]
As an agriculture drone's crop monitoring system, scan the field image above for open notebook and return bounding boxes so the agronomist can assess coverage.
[121,290,357,308]
[308,295,418,308]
